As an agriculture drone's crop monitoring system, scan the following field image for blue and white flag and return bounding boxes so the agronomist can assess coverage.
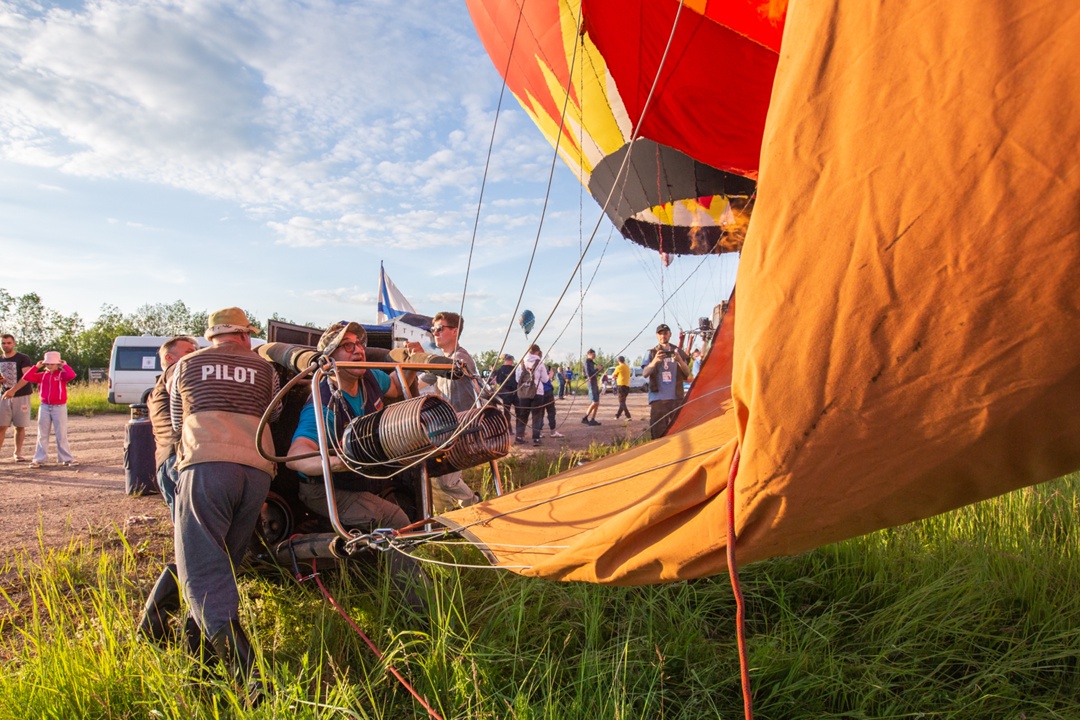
[377,263,417,324]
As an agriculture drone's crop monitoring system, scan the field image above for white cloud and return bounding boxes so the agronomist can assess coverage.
[0,0,517,248]
[0,1,710,358]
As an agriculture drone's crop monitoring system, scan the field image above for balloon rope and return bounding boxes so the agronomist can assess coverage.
[456,0,525,326]
[396,446,720,544]
[726,445,754,720]
[491,0,689,365]
[490,3,587,364]
[305,558,445,720]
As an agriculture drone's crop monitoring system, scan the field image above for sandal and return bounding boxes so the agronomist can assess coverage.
[29,461,41,468]
[63,460,80,467]
[13,454,26,462]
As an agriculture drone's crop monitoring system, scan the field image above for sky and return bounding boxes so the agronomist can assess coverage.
[0,0,739,363]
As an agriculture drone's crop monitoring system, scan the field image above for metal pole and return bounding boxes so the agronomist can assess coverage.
[310,363,350,539]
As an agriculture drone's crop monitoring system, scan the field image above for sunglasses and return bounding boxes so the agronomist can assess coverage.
[431,325,456,334]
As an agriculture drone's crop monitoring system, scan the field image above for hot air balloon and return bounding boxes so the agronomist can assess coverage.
[433,0,1080,585]
[518,309,535,336]
[465,0,774,256]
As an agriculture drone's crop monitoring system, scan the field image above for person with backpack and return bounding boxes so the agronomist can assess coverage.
[514,344,549,446]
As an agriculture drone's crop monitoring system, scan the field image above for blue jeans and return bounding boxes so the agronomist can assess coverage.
[33,403,74,464]
[156,454,179,522]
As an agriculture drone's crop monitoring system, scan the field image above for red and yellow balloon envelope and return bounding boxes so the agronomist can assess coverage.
[465,0,783,255]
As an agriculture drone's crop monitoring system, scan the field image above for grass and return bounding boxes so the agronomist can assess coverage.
[27,381,128,417]
[1,460,1076,719]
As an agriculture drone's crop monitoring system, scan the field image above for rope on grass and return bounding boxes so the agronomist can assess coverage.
[726,444,754,720]
[285,547,444,720]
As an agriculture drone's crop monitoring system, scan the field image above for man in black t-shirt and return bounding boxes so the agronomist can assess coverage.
[0,334,35,462]
[490,353,518,426]
[581,349,603,426]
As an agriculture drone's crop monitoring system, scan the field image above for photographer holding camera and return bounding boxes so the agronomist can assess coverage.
[642,323,691,439]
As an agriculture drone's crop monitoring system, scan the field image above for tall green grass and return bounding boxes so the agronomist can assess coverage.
[1,471,1076,719]
[27,381,128,417]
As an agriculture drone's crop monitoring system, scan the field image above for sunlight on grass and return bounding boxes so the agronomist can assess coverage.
[1,470,1076,719]
[28,381,128,417]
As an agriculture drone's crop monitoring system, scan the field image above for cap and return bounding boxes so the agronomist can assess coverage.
[205,307,259,340]
[43,351,62,364]
[318,321,368,355]
[655,323,671,334]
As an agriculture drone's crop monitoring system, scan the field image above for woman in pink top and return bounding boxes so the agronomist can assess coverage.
[20,351,77,468]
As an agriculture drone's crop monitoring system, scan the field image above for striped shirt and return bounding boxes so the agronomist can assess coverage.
[170,343,280,472]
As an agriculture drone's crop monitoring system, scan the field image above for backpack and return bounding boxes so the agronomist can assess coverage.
[517,365,538,400]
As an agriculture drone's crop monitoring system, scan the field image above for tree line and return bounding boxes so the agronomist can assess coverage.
[0,287,629,386]
[0,289,226,383]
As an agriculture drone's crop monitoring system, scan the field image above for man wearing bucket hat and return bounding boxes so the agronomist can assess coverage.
[167,307,279,702]
[6,350,77,467]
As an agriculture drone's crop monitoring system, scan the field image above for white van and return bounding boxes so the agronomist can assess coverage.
[108,336,177,404]
[107,335,264,404]
[601,365,648,393]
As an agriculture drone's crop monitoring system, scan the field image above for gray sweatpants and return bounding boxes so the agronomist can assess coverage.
[174,461,271,636]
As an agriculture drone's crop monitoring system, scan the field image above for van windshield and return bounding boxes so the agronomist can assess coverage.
[114,347,162,372]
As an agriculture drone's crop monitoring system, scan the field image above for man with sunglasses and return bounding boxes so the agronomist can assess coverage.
[428,311,482,512]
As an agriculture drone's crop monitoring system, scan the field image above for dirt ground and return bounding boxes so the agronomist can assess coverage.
[0,390,652,559]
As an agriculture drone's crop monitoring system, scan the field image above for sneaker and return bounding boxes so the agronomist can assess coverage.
[533,438,541,446]
[587,419,602,426]
[63,461,79,467]
[514,435,525,443]
[581,416,590,424]
[550,431,564,438]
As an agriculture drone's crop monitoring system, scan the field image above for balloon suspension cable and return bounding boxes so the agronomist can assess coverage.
[497,0,693,369]
[295,557,444,720]
[726,445,754,720]
[325,441,725,577]
[457,0,528,328]
[612,248,728,368]
[416,445,722,547]
[484,1,588,367]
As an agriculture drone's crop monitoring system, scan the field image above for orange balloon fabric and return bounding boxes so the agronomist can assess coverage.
[442,0,1080,583]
